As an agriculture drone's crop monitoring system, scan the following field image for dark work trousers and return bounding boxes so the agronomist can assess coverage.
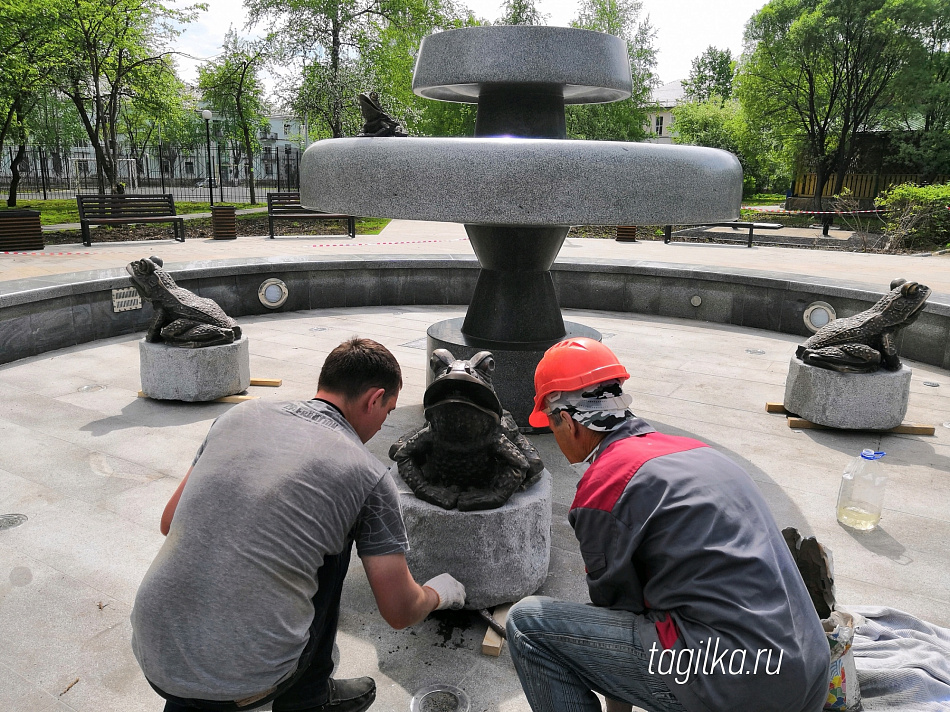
[150,545,353,712]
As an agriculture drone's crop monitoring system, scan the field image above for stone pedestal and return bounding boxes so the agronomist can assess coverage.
[783,356,911,430]
[427,318,600,427]
[140,338,250,402]
[391,466,552,610]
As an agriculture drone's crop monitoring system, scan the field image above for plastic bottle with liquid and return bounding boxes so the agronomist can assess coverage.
[836,449,887,531]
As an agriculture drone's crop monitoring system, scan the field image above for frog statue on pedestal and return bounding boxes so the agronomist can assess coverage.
[126,256,241,348]
[390,349,544,511]
[797,278,931,373]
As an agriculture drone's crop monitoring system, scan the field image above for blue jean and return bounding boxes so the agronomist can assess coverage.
[151,546,352,712]
[507,596,686,712]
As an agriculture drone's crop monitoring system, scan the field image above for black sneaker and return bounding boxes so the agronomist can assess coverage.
[309,677,376,712]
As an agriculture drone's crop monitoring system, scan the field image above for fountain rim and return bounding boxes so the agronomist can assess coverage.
[299,136,744,226]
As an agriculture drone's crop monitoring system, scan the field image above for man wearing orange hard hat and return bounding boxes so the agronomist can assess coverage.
[507,338,830,712]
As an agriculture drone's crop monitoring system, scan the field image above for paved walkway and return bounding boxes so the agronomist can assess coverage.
[3,219,949,297]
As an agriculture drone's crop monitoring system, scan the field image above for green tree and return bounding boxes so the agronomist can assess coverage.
[0,0,62,204]
[247,0,444,139]
[888,0,950,178]
[498,0,547,25]
[672,98,791,194]
[118,62,194,184]
[739,0,923,208]
[50,0,203,193]
[356,5,480,138]
[198,30,269,203]
[682,46,735,104]
[566,0,658,141]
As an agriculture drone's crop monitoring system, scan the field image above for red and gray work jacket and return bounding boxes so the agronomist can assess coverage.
[569,418,830,712]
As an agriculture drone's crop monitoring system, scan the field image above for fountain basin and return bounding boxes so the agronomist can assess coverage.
[300,137,742,225]
[412,25,631,103]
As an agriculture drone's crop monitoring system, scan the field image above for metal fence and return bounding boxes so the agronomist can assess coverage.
[0,143,303,204]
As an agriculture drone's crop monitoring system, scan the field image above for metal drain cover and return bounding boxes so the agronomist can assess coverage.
[923,382,940,387]
[410,684,470,712]
[78,384,106,393]
[746,349,766,355]
[0,514,28,530]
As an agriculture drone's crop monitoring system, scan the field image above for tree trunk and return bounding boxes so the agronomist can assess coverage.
[7,142,26,207]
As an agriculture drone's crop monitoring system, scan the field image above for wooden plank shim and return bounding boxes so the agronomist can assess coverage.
[769,402,934,435]
[481,604,512,657]
[249,378,282,387]
[787,416,935,436]
[138,391,258,403]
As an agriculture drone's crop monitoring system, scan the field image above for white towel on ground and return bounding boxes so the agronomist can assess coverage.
[849,605,950,711]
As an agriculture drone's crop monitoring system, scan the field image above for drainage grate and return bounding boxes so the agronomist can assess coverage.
[746,349,766,355]
[111,287,142,313]
[601,332,616,339]
[0,514,28,530]
[401,338,429,350]
[78,384,106,393]
[309,327,329,332]
[410,685,470,712]
[923,382,940,387]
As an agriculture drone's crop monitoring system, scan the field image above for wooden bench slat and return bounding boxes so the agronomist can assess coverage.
[77,193,184,246]
[267,191,356,239]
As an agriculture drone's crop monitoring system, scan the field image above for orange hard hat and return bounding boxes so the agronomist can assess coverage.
[529,337,630,427]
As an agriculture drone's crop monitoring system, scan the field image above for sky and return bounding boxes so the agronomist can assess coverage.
[172,0,767,94]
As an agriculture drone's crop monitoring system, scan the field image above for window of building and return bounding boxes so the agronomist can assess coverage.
[264,146,272,158]
[283,122,292,136]
[185,161,194,176]
[264,163,273,176]
[655,115,664,136]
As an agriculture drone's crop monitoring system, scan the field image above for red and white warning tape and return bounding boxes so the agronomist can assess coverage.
[311,238,470,247]
[1,250,93,255]
[742,205,886,215]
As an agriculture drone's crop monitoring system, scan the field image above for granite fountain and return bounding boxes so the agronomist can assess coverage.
[300,25,742,426]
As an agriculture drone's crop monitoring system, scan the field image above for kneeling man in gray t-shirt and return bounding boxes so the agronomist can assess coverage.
[131,338,465,712]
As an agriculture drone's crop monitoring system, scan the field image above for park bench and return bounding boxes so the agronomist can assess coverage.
[77,194,185,247]
[267,191,356,239]
[0,209,44,251]
[663,221,782,248]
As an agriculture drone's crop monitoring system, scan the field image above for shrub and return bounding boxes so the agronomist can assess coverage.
[876,182,950,252]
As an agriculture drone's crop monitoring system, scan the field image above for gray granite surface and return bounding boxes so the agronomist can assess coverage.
[392,467,552,610]
[139,338,251,402]
[412,26,632,103]
[300,138,742,226]
[784,357,912,430]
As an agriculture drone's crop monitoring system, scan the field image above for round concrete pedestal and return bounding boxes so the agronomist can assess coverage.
[390,466,552,610]
[139,338,250,401]
[783,356,911,430]
[427,318,600,428]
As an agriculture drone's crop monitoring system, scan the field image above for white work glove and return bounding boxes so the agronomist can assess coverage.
[423,573,466,610]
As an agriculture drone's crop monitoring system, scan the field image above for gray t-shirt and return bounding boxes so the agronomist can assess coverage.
[131,399,408,701]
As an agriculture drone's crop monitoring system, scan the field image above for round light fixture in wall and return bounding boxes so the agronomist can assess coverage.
[258,278,289,309]
[803,301,836,333]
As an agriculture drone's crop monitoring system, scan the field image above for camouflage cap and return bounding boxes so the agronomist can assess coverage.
[544,379,635,432]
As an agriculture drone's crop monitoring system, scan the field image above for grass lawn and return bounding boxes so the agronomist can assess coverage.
[741,193,788,206]
[0,199,261,225]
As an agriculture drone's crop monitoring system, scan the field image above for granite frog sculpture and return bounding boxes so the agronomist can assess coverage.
[796,278,931,373]
[126,256,241,348]
[356,91,408,137]
[389,349,544,511]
